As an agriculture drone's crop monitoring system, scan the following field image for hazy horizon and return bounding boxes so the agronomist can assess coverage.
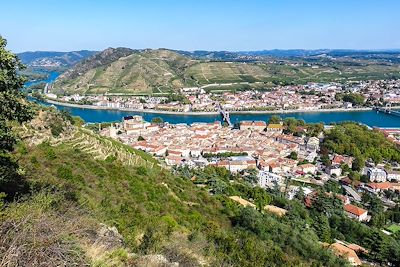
[15,47,400,54]
[2,0,400,53]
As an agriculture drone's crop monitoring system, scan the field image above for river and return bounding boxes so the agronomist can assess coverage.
[24,71,61,87]
[31,98,400,127]
[27,72,400,127]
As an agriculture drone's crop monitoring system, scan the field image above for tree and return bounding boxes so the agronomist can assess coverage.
[151,117,164,125]
[307,123,324,137]
[0,36,34,197]
[313,214,332,243]
[348,171,361,181]
[294,187,305,201]
[243,169,258,184]
[352,156,365,172]
[268,115,281,124]
[370,212,386,228]
[323,180,342,194]
[288,151,298,160]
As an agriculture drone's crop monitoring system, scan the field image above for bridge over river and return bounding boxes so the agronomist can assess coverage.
[373,104,400,117]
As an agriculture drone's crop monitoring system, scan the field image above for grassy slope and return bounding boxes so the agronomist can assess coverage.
[15,140,231,264]
[1,121,347,266]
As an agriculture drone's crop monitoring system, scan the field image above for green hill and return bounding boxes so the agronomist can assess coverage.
[52,48,275,95]
[53,48,193,95]
[52,47,400,95]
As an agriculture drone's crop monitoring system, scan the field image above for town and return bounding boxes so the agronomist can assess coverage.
[95,113,400,265]
[102,116,397,207]
[45,79,400,113]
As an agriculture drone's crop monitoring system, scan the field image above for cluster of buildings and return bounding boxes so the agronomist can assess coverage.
[48,79,400,112]
[102,116,400,195]
[100,115,400,244]
[101,116,321,186]
[360,79,400,105]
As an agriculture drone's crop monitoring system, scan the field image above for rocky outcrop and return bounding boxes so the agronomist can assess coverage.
[57,47,135,81]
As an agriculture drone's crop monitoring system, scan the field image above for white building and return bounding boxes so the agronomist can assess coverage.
[327,165,342,177]
[45,93,57,99]
[344,204,368,222]
[306,137,320,151]
[386,170,400,182]
[258,171,283,188]
[298,163,316,174]
[367,167,387,182]
[343,102,353,109]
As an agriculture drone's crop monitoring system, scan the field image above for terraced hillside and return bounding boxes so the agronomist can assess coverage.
[52,48,276,95]
[53,48,193,95]
[52,47,400,95]
[185,62,268,84]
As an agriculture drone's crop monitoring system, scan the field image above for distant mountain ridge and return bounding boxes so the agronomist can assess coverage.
[18,50,98,67]
[176,49,400,59]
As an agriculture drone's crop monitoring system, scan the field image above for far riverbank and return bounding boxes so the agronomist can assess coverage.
[42,98,381,116]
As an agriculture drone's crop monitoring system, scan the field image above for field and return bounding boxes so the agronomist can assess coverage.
[185,62,268,84]
[387,224,400,234]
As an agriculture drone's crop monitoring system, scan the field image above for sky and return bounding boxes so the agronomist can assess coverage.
[1,0,400,52]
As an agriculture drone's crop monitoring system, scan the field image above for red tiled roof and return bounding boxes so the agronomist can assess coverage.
[330,243,362,266]
[344,204,367,217]
[253,121,267,126]
[367,182,392,190]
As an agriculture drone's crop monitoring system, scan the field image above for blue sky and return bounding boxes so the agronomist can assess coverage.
[1,0,400,52]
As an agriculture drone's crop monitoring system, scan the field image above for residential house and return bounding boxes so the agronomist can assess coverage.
[240,121,266,131]
[366,182,392,193]
[332,154,353,168]
[367,167,387,182]
[298,163,316,174]
[306,137,320,151]
[266,123,284,134]
[327,165,342,177]
[386,170,400,182]
[258,171,283,188]
[165,155,184,166]
[344,204,368,222]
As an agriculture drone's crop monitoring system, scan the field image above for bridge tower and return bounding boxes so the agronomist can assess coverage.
[385,102,392,111]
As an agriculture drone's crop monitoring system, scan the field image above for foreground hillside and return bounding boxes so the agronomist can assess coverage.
[0,107,352,266]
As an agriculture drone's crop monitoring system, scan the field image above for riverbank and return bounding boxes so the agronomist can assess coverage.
[30,97,400,126]
[42,98,381,116]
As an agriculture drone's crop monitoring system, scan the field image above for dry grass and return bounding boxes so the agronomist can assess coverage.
[0,193,96,267]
